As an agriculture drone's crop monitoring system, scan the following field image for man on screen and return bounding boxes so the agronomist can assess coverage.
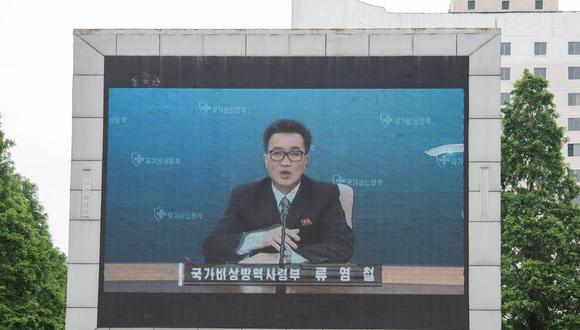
[203,119,354,264]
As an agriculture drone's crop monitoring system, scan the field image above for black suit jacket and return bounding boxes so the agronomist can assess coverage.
[202,176,354,263]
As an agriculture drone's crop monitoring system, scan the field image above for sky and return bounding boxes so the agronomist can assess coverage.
[1,0,579,255]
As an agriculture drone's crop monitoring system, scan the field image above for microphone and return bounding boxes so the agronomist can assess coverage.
[279,197,290,267]
[279,219,287,267]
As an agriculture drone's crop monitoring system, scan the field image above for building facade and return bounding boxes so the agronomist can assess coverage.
[292,0,580,188]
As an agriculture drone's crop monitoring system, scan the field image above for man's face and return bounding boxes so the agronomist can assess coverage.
[264,133,309,194]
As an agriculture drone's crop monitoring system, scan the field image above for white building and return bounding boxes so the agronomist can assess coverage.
[449,0,558,12]
[292,0,580,183]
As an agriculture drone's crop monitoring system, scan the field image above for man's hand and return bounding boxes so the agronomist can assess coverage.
[261,225,300,251]
[236,225,301,256]
[239,252,279,264]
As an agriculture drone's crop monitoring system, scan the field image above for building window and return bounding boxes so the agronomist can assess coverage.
[502,0,509,10]
[570,93,580,106]
[569,42,580,55]
[534,67,547,79]
[535,0,543,10]
[501,42,511,55]
[534,42,547,55]
[501,67,511,81]
[501,93,511,104]
[570,67,580,80]
[568,144,580,156]
[569,118,580,131]
[467,0,475,10]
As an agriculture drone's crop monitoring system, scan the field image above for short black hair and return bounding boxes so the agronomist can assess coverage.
[263,119,312,153]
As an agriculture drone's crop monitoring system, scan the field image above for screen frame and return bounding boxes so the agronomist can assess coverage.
[67,29,502,330]
[98,55,469,329]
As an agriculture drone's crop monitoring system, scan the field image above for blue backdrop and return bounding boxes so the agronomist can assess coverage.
[105,88,464,265]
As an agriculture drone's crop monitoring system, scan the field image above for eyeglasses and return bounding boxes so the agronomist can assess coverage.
[268,150,305,162]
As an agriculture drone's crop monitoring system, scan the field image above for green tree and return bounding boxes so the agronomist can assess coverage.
[0,121,67,329]
[501,69,580,329]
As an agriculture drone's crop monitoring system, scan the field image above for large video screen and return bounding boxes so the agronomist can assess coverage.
[99,56,469,329]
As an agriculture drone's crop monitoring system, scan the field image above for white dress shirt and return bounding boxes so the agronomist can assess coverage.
[272,182,300,212]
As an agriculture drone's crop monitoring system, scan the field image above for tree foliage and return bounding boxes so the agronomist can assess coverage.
[501,69,580,329]
[0,121,67,329]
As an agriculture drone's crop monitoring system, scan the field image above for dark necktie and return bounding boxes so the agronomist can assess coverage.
[279,197,290,266]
